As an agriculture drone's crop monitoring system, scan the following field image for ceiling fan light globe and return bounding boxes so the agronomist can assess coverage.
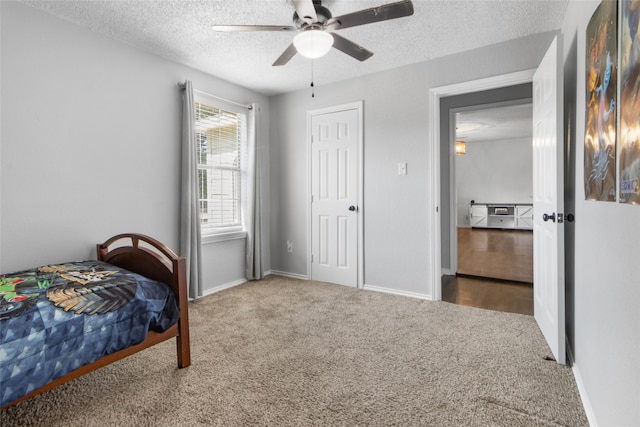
[293,30,333,59]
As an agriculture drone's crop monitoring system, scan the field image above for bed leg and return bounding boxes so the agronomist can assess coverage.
[177,319,191,368]
[175,257,191,368]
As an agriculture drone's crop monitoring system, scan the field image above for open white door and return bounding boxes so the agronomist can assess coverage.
[533,36,565,364]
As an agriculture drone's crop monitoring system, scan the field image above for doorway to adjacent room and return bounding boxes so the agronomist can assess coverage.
[444,101,534,316]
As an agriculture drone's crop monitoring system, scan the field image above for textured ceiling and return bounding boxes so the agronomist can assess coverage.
[456,103,532,144]
[21,0,569,96]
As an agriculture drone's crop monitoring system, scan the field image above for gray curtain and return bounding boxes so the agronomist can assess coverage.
[179,81,203,299]
[245,103,264,280]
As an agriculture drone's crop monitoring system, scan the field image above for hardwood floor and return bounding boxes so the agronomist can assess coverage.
[457,227,533,283]
[444,227,534,315]
[442,275,533,315]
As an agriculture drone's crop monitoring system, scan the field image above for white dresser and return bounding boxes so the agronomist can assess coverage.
[469,203,533,230]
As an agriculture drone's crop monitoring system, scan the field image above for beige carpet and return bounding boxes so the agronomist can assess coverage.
[1,275,588,426]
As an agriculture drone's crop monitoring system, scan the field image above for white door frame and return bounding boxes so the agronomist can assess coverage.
[307,101,364,287]
[427,70,536,300]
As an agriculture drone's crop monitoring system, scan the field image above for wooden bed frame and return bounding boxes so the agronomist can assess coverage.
[2,233,191,409]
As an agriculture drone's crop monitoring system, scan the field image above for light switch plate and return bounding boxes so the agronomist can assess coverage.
[398,162,407,175]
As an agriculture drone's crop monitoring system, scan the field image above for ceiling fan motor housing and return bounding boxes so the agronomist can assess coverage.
[293,3,332,29]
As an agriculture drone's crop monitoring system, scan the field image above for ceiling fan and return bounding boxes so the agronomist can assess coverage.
[211,0,414,66]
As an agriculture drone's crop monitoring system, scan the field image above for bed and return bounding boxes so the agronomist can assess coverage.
[0,233,190,409]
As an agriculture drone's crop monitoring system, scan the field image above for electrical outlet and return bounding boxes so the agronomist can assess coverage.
[287,240,293,253]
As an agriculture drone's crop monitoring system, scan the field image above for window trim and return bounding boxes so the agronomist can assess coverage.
[193,92,248,238]
[202,230,247,244]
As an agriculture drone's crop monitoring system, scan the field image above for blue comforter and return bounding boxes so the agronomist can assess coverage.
[0,260,179,407]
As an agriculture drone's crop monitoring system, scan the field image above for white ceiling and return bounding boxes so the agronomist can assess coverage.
[21,0,569,96]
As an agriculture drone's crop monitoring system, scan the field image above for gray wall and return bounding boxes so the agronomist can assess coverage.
[270,33,555,296]
[0,1,271,293]
[562,1,639,425]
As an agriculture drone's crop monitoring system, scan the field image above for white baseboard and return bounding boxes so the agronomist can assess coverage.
[202,270,308,297]
[363,284,432,301]
[441,268,452,276]
[202,278,247,297]
[268,270,309,280]
[266,274,433,302]
[566,340,596,426]
[572,361,597,427]
[200,270,309,298]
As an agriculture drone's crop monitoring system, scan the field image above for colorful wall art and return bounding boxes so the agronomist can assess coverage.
[620,0,640,204]
[585,0,618,201]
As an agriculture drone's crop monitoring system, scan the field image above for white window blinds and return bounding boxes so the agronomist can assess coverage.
[194,99,245,233]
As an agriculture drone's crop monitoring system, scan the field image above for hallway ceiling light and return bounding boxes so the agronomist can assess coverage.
[455,140,466,155]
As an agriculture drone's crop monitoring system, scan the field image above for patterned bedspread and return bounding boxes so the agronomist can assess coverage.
[0,260,180,407]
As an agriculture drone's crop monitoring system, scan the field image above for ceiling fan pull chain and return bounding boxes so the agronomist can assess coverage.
[311,59,315,98]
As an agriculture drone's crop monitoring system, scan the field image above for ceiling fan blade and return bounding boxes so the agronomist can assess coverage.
[212,25,296,32]
[326,0,414,31]
[331,33,373,62]
[273,43,298,66]
[293,0,318,25]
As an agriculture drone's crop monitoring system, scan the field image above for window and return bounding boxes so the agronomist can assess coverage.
[194,95,247,239]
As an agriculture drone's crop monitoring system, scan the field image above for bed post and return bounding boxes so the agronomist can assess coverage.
[174,256,191,368]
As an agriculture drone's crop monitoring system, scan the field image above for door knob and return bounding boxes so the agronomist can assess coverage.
[348,205,358,212]
[542,213,556,222]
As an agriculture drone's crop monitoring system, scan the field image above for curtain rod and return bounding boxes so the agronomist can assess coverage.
[177,82,253,110]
